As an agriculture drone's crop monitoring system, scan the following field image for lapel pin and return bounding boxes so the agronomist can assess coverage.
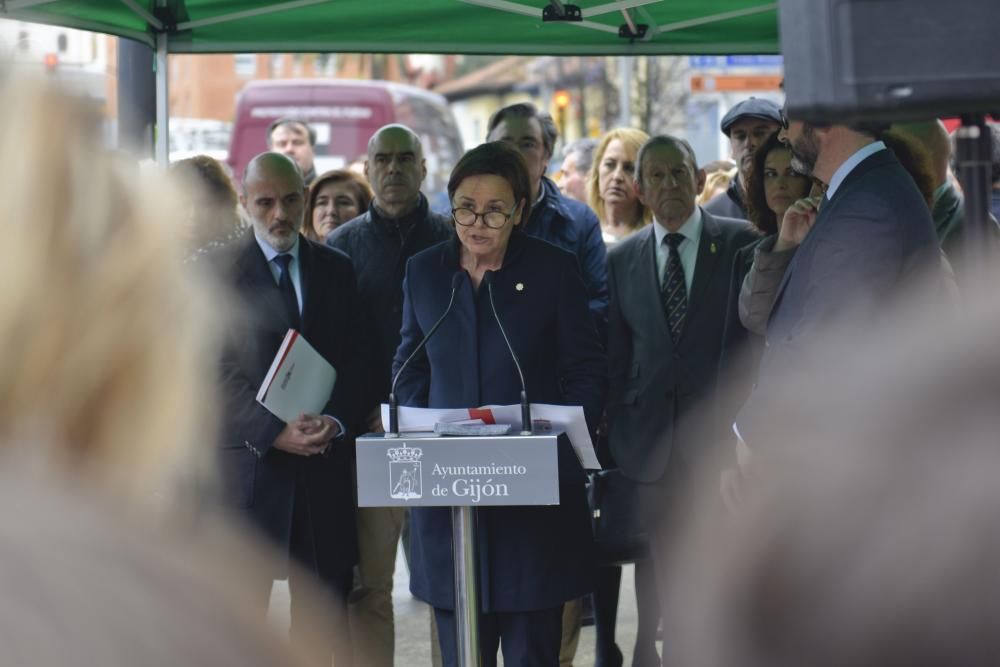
[710,242,717,254]
[515,282,525,292]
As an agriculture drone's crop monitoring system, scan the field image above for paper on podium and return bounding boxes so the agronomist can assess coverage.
[378,403,601,470]
[257,329,337,423]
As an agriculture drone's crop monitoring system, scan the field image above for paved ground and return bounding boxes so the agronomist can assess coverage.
[268,546,652,666]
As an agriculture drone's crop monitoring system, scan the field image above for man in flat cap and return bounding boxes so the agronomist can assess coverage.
[704,97,783,220]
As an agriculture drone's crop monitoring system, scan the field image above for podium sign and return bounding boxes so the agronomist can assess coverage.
[356,433,560,507]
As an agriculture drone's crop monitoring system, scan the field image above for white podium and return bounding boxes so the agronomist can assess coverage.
[356,431,562,667]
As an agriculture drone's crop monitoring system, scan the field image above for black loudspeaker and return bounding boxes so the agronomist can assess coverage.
[779,0,1000,123]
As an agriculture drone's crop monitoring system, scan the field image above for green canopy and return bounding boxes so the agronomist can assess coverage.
[2,0,778,55]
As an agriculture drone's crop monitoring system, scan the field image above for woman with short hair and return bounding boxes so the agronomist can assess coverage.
[393,141,606,666]
[304,169,374,241]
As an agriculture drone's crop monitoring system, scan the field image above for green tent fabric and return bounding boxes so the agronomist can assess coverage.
[2,0,778,55]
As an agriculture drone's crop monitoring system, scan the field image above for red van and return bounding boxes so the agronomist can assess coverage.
[228,79,464,208]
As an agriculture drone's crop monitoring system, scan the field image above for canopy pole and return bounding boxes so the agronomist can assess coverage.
[154,31,169,167]
[618,55,631,127]
[116,38,155,158]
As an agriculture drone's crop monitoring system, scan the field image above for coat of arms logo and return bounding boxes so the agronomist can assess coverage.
[388,443,423,500]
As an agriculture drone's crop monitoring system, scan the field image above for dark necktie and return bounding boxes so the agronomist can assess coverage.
[273,253,301,328]
[661,233,688,343]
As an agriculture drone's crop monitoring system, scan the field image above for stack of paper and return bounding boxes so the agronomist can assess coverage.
[378,403,601,469]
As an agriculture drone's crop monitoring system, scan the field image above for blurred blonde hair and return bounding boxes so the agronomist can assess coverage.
[696,168,736,206]
[586,127,652,229]
[0,76,219,494]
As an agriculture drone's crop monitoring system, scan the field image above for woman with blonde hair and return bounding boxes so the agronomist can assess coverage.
[697,168,737,207]
[587,127,651,243]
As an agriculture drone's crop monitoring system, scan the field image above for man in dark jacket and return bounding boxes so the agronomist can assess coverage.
[486,103,608,328]
[704,97,782,221]
[326,123,452,667]
[218,153,364,666]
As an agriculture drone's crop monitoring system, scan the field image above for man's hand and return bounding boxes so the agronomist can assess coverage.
[366,407,385,434]
[774,194,822,252]
[272,413,340,456]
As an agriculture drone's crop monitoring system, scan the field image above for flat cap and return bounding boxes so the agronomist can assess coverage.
[720,97,782,136]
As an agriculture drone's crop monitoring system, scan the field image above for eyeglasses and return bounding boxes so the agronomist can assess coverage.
[779,105,790,131]
[451,206,516,229]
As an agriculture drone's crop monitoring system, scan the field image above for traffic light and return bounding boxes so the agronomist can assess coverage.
[553,90,571,137]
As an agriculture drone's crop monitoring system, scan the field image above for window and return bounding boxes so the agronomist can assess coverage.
[234,53,256,77]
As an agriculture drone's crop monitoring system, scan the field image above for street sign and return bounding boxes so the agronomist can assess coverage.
[690,75,783,93]
[689,55,784,69]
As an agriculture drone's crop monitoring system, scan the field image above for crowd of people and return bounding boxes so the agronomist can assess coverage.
[193,89,1000,667]
[8,63,1000,667]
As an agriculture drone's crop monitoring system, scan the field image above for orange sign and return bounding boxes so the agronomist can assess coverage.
[690,75,783,93]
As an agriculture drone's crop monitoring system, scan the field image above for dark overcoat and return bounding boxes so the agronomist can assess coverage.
[216,230,365,576]
[392,231,607,612]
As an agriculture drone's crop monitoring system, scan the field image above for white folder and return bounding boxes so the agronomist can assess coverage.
[257,329,337,423]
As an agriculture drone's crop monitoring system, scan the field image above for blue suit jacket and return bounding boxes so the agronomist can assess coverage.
[526,177,609,335]
[393,231,607,611]
[736,148,941,448]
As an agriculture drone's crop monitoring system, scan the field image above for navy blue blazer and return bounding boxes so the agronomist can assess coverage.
[736,148,941,448]
[216,231,365,576]
[392,231,607,612]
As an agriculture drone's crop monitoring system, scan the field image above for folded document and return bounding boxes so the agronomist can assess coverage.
[257,329,337,423]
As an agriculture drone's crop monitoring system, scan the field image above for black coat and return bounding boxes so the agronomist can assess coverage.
[216,231,365,576]
[393,231,607,611]
[326,194,453,409]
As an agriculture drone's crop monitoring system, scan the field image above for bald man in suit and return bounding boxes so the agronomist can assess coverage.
[216,152,366,666]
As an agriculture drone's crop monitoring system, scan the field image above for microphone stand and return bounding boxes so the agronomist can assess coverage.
[386,273,463,438]
[486,276,532,436]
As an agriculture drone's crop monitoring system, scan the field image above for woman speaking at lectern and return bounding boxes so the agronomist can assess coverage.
[392,141,607,666]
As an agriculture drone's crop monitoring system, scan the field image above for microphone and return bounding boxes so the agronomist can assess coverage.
[484,271,531,435]
[387,271,464,437]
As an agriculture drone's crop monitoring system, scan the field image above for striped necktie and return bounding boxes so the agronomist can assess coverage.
[661,233,687,343]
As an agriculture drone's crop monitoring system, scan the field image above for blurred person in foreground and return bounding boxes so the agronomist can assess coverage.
[733,102,943,457]
[268,117,318,186]
[327,123,454,667]
[393,141,606,666]
[606,135,756,666]
[215,152,367,666]
[303,168,373,242]
[665,264,1000,666]
[588,127,651,244]
[170,154,247,259]
[487,102,608,330]
[557,137,597,203]
[0,76,318,666]
[703,97,783,220]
